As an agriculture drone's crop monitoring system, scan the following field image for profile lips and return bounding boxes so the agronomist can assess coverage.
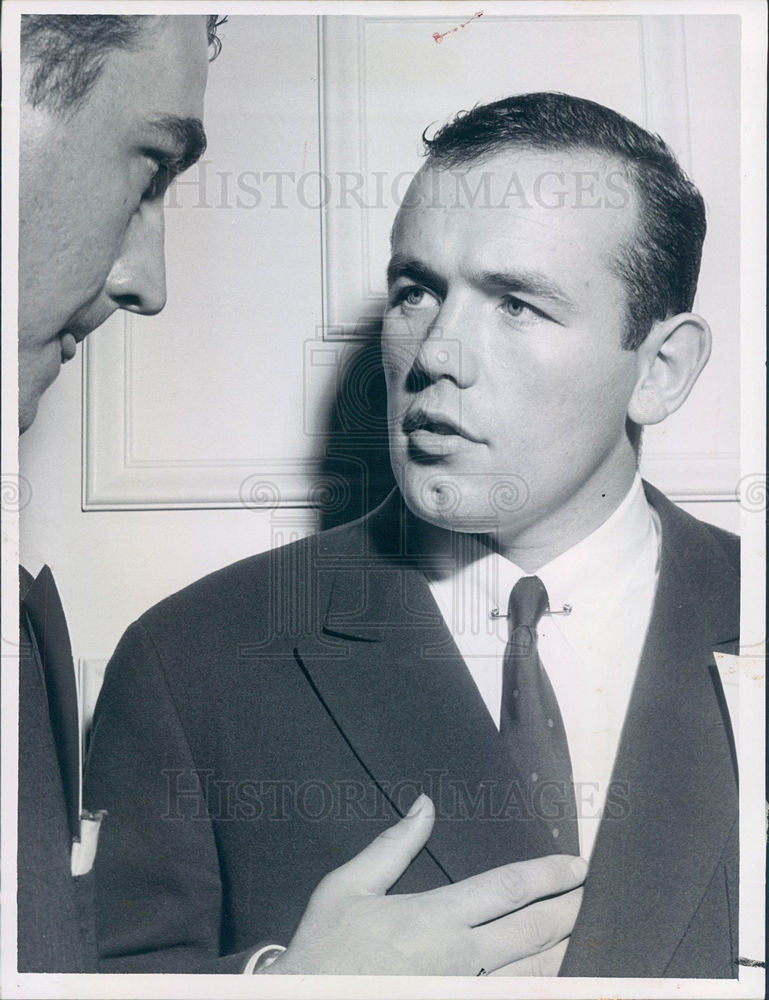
[59,331,78,362]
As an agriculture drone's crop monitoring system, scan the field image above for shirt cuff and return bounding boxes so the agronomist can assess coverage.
[242,943,286,974]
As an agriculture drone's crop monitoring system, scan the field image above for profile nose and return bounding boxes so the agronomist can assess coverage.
[105,203,167,316]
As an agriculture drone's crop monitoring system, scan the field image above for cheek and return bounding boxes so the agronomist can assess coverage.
[63,149,137,254]
[567,348,638,422]
[79,196,133,254]
[49,196,134,304]
[54,242,114,313]
[492,345,636,449]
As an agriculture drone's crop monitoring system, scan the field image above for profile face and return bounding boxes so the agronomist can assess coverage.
[382,148,643,547]
[18,16,209,431]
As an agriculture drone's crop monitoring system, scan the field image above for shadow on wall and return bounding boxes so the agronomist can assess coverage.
[313,326,396,532]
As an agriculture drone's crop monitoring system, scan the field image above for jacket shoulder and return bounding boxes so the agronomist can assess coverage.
[136,508,374,637]
[645,482,739,567]
[643,480,740,640]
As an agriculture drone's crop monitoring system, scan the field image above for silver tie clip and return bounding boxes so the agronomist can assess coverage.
[489,604,572,620]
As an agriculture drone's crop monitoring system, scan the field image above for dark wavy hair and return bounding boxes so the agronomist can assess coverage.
[423,92,706,351]
[21,14,227,114]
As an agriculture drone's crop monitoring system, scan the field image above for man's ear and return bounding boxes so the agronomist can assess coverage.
[626,313,712,426]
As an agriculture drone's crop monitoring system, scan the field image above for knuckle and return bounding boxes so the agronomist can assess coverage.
[497,865,527,906]
[375,826,402,849]
[386,897,440,962]
[533,945,560,976]
[402,895,434,936]
[376,827,398,846]
[521,910,554,953]
[540,855,566,887]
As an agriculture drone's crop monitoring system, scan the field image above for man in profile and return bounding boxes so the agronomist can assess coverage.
[84,92,738,977]
[16,13,220,972]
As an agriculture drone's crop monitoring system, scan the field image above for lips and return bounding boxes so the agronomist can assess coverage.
[401,408,484,460]
[402,409,479,442]
[60,332,77,363]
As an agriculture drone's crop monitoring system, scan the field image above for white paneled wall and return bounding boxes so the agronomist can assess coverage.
[20,14,741,691]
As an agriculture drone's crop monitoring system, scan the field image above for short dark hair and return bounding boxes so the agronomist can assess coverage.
[423,92,706,351]
[21,14,227,115]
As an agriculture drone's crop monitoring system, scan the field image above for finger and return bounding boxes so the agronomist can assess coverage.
[430,853,587,927]
[490,937,569,976]
[475,886,583,972]
[330,794,435,895]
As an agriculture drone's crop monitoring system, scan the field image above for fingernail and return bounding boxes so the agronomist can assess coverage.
[406,794,426,817]
[570,857,588,879]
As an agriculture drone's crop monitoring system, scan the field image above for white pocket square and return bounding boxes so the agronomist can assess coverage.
[71,809,106,877]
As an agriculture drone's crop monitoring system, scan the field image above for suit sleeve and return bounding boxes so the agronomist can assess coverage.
[83,621,255,973]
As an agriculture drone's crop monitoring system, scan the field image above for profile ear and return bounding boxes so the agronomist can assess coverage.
[626,313,712,426]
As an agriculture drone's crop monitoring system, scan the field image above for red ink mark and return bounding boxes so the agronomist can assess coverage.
[433,11,484,44]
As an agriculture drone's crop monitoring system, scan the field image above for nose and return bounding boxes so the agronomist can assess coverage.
[105,202,167,316]
[410,295,478,390]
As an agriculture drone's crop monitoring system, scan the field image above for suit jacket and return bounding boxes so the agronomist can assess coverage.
[84,482,739,976]
[18,566,95,972]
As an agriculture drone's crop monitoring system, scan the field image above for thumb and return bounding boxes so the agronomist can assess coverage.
[333,794,435,895]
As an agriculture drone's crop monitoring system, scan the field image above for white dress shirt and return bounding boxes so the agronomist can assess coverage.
[425,474,661,860]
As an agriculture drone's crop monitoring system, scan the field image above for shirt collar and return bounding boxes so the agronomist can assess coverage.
[424,474,659,625]
[533,473,659,617]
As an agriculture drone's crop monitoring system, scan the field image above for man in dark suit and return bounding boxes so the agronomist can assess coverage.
[84,93,739,977]
[17,14,220,972]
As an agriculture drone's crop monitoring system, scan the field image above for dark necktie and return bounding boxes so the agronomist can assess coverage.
[500,576,579,855]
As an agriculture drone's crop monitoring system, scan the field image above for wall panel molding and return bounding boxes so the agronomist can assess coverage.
[83,317,329,510]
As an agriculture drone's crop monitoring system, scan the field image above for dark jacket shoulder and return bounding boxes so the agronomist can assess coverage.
[643,480,739,643]
[139,504,375,636]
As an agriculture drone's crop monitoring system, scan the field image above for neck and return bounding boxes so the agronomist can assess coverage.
[493,455,638,574]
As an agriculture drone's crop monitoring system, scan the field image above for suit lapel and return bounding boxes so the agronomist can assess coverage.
[295,494,556,884]
[562,486,739,976]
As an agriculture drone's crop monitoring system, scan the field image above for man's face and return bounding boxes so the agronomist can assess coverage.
[18,16,209,431]
[383,149,643,550]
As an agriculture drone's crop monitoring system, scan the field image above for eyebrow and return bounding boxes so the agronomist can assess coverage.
[142,115,208,173]
[386,255,447,297]
[386,254,574,312]
[471,269,575,310]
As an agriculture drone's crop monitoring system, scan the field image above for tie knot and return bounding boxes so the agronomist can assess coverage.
[507,575,549,630]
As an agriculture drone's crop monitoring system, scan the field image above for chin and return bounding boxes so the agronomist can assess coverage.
[19,398,40,433]
[18,357,60,433]
[397,463,532,537]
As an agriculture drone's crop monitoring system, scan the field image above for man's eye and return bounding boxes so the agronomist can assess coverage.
[501,295,543,323]
[142,163,173,202]
[395,286,438,309]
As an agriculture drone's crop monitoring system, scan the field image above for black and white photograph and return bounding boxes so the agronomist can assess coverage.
[1,2,765,997]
